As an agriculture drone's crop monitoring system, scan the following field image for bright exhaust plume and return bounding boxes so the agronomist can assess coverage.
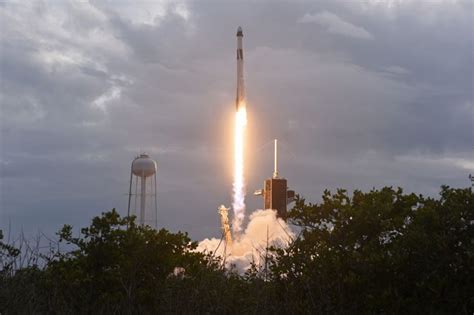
[232,105,247,235]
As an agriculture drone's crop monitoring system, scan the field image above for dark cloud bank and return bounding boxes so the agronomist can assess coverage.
[0,0,472,240]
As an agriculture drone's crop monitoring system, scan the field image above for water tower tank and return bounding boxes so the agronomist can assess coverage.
[132,154,156,177]
[128,153,158,227]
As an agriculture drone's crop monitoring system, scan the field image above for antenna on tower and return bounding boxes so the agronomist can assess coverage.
[273,139,279,179]
[469,174,474,187]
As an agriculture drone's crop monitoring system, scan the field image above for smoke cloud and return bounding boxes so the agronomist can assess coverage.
[198,209,294,273]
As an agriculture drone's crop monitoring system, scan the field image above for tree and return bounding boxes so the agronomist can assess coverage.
[1,187,473,314]
[2,209,218,313]
[270,186,474,314]
[0,230,20,276]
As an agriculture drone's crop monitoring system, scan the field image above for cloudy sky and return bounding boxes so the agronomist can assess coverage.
[1,0,472,241]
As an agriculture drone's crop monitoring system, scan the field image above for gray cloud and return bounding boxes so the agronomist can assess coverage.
[298,11,374,39]
[0,0,472,241]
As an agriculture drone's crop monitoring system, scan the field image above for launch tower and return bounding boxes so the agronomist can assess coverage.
[254,140,295,219]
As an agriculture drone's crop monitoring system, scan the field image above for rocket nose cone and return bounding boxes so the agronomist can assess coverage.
[236,26,243,36]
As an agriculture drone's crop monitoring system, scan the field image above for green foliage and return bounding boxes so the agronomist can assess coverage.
[1,187,473,314]
[1,209,221,313]
[0,230,20,275]
[271,186,474,313]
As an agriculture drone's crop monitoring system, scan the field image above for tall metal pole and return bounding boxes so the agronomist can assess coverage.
[140,171,146,226]
[273,139,278,178]
[134,175,138,215]
[127,162,133,218]
[154,172,158,229]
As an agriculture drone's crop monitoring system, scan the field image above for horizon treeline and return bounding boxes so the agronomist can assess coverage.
[1,185,473,314]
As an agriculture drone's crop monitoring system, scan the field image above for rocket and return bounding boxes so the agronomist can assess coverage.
[236,26,245,110]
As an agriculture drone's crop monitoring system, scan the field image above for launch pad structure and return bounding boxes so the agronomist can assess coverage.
[255,140,295,219]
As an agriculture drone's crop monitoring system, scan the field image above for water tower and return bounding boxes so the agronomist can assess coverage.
[127,153,158,227]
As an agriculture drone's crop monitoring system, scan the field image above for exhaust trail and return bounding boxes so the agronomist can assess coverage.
[232,106,247,235]
[232,26,247,235]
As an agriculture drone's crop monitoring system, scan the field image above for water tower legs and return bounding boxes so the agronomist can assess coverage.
[140,174,146,226]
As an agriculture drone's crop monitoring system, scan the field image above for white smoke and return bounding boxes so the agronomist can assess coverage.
[198,209,294,273]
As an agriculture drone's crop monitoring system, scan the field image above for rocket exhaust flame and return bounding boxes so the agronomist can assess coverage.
[232,26,247,236]
[232,105,247,235]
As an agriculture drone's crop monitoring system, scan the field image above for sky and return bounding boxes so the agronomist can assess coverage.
[0,0,473,241]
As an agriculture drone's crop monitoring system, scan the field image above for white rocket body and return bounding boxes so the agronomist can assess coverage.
[236,26,245,110]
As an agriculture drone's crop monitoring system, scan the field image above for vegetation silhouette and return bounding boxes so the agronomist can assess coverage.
[1,186,472,314]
